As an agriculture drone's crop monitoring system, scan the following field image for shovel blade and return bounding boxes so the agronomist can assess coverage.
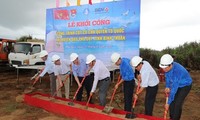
[102,105,114,114]
[68,102,75,106]
[24,86,35,93]
[131,108,134,113]
[49,97,56,102]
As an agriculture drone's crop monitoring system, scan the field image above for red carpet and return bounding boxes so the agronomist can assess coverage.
[24,92,166,120]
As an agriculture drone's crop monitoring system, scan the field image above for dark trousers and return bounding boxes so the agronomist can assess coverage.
[124,80,135,112]
[145,84,158,116]
[76,75,93,102]
[169,84,192,120]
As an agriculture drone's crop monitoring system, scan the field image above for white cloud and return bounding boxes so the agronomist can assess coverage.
[140,0,200,50]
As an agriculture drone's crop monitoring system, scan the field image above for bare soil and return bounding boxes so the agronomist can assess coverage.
[0,67,200,120]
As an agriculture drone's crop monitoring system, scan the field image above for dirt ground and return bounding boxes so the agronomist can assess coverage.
[0,66,200,120]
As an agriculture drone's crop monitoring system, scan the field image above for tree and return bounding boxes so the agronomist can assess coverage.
[17,35,32,42]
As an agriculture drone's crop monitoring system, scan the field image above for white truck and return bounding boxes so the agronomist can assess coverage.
[8,42,45,67]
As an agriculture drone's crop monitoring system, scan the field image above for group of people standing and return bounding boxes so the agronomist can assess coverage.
[35,50,192,120]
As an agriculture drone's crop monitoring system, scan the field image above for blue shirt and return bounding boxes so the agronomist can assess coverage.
[72,59,89,77]
[165,62,192,104]
[119,58,135,81]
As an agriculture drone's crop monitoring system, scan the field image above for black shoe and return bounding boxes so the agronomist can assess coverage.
[125,113,136,119]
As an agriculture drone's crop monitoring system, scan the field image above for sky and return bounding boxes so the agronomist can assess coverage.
[0,0,200,51]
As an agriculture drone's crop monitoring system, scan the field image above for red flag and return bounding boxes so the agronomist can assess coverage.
[89,0,92,5]
[54,9,70,20]
[56,0,60,8]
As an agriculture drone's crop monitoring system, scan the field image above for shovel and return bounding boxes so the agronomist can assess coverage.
[126,78,141,119]
[102,75,121,114]
[24,70,42,94]
[32,70,42,87]
[85,94,93,109]
[164,93,169,119]
[68,76,86,106]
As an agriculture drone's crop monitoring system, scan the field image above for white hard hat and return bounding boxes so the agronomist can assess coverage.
[70,53,78,62]
[86,54,96,64]
[52,54,60,62]
[111,52,120,63]
[159,54,174,68]
[131,56,143,67]
[39,50,48,58]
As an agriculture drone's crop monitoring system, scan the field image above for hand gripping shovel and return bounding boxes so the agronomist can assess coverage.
[126,78,141,119]
[50,74,70,100]
[102,75,121,114]
[164,93,169,119]
[68,76,86,106]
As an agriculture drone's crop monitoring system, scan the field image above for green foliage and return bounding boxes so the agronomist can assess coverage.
[16,35,44,42]
[140,48,161,68]
[17,35,32,42]
[140,41,200,70]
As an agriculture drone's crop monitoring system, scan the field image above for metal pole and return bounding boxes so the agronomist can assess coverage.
[17,68,19,84]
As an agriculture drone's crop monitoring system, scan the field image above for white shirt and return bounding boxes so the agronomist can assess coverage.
[91,59,110,92]
[140,61,159,87]
[39,57,54,77]
[54,59,71,76]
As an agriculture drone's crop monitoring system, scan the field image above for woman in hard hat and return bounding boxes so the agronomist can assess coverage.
[86,54,111,106]
[111,52,135,118]
[159,54,192,120]
[52,54,71,99]
[35,50,56,96]
[70,53,93,103]
[131,56,159,116]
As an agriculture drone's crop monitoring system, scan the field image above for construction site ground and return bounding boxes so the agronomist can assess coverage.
[0,66,200,120]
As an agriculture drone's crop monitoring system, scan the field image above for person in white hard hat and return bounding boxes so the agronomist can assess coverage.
[159,54,192,120]
[131,56,159,116]
[86,54,111,106]
[111,52,135,117]
[70,53,93,103]
[52,54,71,99]
[34,50,56,96]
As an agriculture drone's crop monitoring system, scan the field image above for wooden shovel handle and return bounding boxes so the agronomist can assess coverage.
[109,75,121,105]
[164,93,169,119]
[86,94,92,107]
[72,76,86,100]
[132,78,141,108]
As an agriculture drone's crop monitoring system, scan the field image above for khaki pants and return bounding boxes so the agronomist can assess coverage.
[56,74,70,99]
